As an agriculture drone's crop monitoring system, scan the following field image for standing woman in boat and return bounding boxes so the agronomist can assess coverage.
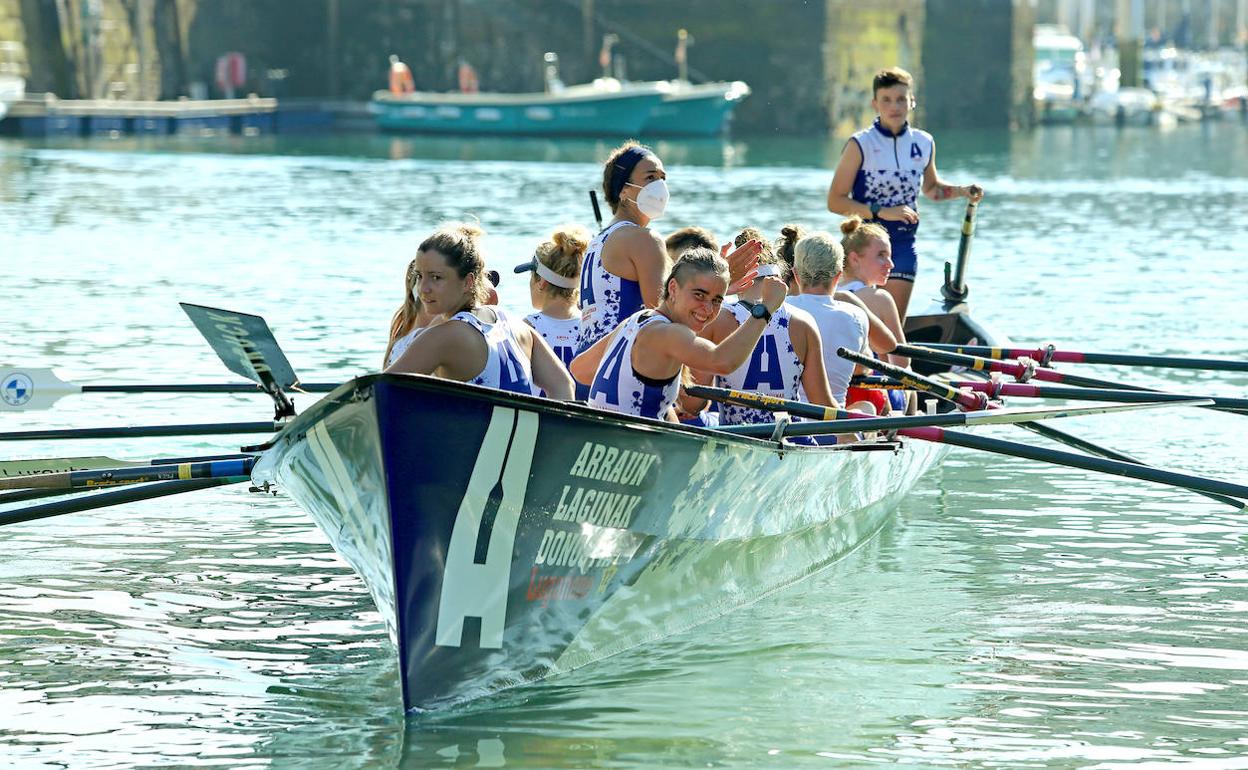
[514,223,590,396]
[825,66,983,321]
[570,248,783,422]
[696,228,837,426]
[578,142,758,352]
[388,223,573,399]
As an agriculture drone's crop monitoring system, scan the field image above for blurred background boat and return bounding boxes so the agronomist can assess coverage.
[0,42,25,123]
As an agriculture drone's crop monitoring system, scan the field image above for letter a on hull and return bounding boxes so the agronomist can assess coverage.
[436,407,538,648]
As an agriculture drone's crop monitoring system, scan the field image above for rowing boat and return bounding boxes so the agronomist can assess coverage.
[250,370,956,711]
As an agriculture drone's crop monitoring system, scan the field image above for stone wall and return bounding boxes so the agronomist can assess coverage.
[6,0,1031,134]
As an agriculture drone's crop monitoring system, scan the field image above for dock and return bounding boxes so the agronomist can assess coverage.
[0,96,371,137]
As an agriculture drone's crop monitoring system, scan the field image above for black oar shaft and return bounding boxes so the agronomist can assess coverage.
[0,421,281,441]
[837,347,986,410]
[923,343,1248,374]
[0,457,256,491]
[0,477,247,527]
[79,382,338,394]
[1020,422,1243,509]
[915,426,1248,503]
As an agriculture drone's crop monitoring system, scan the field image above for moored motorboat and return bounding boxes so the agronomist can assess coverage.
[370,80,666,137]
[641,79,751,136]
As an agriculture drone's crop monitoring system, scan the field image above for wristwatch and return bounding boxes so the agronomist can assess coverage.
[741,300,772,323]
[869,202,882,219]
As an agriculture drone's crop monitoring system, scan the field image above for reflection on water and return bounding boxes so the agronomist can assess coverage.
[1,122,1247,767]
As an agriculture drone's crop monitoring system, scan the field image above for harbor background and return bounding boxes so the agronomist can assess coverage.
[0,0,1244,134]
[3,1,1248,768]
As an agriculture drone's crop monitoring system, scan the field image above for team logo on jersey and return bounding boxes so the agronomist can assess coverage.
[910,142,923,159]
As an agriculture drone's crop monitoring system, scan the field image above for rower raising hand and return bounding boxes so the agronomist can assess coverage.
[722,238,762,295]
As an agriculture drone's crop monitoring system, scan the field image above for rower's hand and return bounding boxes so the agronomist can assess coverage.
[879,205,919,225]
[758,276,788,313]
[963,184,984,203]
[722,239,762,289]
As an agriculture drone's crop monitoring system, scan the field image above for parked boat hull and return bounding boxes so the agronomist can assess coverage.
[371,86,664,136]
[252,374,947,711]
[642,81,751,136]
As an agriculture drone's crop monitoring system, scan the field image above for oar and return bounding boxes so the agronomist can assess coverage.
[691,386,1207,435]
[0,367,339,412]
[920,343,1248,374]
[0,457,257,492]
[0,421,283,442]
[698,386,1248,505]
[940,197,978,307]
[949,379,1248,409]
[845,368,1246,509]
[837,348,989,411]
[895,343,1248,414]
[0,452,256,478]
[0,477,248,527]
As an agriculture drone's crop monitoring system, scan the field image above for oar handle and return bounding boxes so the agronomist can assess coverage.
[837,347,987,411]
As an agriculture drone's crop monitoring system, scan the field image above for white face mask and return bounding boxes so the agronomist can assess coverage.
[626,179,669,220]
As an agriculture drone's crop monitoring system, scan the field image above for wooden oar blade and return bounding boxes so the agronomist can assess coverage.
[180,303,299,390]
[0,456,144,478]
[0,367,79,412]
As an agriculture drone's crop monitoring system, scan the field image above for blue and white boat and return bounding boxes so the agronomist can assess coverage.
[250,372,950,712]
[371,80,666,137]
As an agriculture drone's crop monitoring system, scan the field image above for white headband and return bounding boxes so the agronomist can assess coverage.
[755,264,783,278]
[534,259,578,289]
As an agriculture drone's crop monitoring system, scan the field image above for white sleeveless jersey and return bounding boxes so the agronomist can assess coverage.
[714,302,807,426]
[587,310,679,420]
[577,220,644,352]
[786,294,869,406]
[448,307,535,395]
[850,119,934,239]
[524,311,580,369]
[386,326,424,368]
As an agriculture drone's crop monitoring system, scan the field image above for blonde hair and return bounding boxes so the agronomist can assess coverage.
[793,231,844,288]
[385,257,423,366]
[839,216,890,258]
[532,224,590,301]
[734,226,778,267]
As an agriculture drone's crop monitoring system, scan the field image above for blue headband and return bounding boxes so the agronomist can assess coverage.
[609,146,653,200]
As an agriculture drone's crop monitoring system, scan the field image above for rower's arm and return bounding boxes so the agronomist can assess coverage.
[921,143,984,202]
[826,140,873,219]
[569,330,615,386]
[629,230,670,308]
[793,315,838,409]
[835,290,897,354]
[859,290,910,368]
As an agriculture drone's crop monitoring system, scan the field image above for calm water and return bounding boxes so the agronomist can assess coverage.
[2,122,1247,769]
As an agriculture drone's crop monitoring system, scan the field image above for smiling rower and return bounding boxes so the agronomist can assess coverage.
[570,246,777,422]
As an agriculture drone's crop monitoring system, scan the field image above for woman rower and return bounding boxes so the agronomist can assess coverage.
[570,248,780,422]
[697,228,837,426]
[384,256,501,368]
[514,224,590,396]
[838,216,914,413]
[578,142,756,353]
[387,223,573,399]
[786,231,883,415]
